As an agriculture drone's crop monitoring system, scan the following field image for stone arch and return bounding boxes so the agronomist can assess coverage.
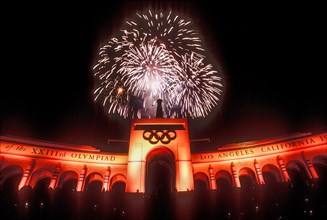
[238,167,257,187]
[0,165,23,188]
[286,160,310,187]
[29,168,53,189]
[34,177,51,191]
[85,172,103,192]
[312,156,327,185]
[85,172,103,184]
[145,146,176,195]
[57,171,78,189]
[215,170,233,191]
[0,165,23,207]
[110,174,127,192]
[32,177,52,210]
[262,164,283,185]
[194,172,209,191]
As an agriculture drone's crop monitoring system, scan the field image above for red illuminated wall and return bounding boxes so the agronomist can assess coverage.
[192,132,327,189]
[0,136,128,192]
[0,119,326,193]
[126,118,194,193]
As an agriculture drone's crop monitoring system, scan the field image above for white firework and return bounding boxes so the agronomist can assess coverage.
[93,9,223,118]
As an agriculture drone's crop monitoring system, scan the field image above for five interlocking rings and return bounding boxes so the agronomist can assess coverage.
[142,129,177,144]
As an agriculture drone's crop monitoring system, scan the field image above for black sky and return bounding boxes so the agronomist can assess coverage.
[1,1,326,152]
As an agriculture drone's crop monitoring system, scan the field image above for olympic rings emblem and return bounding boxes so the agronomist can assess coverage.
[142,129,177,144]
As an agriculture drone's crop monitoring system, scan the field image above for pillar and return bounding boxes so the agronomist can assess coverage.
[76,165,87,192]
[208,164,217,190]
[49,163,61,190]
[102,166,111,192]
[254,159,265,185]
[277,156,291,182]
[18,160,35,190]
[302,152,319,179]
[231,162,241,188]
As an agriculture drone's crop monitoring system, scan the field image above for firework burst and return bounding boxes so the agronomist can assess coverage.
[93,9,223,118]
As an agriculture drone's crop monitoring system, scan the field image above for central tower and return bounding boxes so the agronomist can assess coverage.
[126,118,194,193]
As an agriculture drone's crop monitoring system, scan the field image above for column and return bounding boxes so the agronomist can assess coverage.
[76,165,87,192]
[254,159,265,185]
[231,162,241,188]
[102,166,111,192]
[49,163,61,190]
[208,164,217,190]
[18,160,35,190]
[302,152,319,179]
[277,156,291,182]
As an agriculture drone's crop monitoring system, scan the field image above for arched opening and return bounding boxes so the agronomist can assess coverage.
[313,156,327,186]
[238,167,257,188]
[0,167,22,215]
[238,167,257,215]
[0,165,23,189]
[61,179,77,193]
[84,173,104,215]
[1,173,22,192]
[194,172,209,191]
[286,160,310,188]
[31,177,51,213]
[29,168,53,189]
[215,170,233,192]
[55,178,78,218]
[262,164,283,186]
[111,181,126,193]
[85,173,103,192]
[214,170,233,215]
[110,174,127,192]
[261,164,284,211]
[286,160,311,215]
[57,171,78,190]
[312,156,327,217]
[34,177,51,192]
[145,147,175,196]
[86,180,103,193]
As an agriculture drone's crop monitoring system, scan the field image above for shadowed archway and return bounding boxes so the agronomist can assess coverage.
[194,172,209,191]
[145,147,176,197]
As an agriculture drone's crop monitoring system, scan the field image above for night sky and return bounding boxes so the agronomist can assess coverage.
[1,1,326,152]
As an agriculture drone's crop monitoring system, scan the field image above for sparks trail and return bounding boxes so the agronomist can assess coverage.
[93,9,223,118]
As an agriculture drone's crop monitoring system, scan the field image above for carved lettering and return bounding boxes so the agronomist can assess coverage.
[1,142,122,163]
[200,154,214,160]
[69,152,115,162]
[197,136,323,162]
[31,148,38,154]
[4,145,14,151]
[320,135,327,141]
[15,145,27,151]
